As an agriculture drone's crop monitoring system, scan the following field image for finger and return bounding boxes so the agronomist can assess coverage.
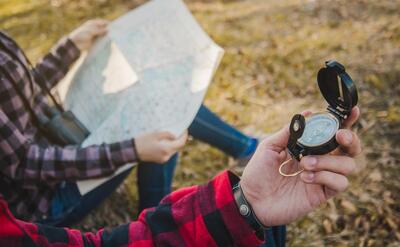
[97,20,110,26]
[168,131,188,150]
[89,19,109,26]
[87,26,106,36]
[342,106,360,128]
[90,24,108,36]
[156,131,176,140]
[300,171,349,193]
[95,27,108,37]
[301,110,312,117]
[300,155,356,175]
[335,129,362,156]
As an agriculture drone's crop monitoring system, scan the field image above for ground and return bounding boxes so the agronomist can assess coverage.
[1,0,399,246]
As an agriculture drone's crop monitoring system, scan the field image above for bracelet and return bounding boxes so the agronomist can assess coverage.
[232,182,269,237]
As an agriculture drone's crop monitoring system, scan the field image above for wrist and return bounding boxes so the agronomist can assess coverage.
[232,182,269,238]
[132,138,141,162]
[240,180,266,224]
[67,34,80,50]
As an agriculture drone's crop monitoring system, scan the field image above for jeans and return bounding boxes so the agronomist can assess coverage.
[263,226,286,247]
[39,168,132,227]
[38,104,285,246]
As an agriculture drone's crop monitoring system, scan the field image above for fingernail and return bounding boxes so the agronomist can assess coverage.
[303,156,317,169]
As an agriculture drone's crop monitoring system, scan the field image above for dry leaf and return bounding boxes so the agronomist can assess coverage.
[368,169,382,182]
[386,217,398,230]
[323,219,333,234]
[340,200,357,214]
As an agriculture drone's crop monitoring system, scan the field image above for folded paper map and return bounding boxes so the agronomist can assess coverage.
[57,0,224,194]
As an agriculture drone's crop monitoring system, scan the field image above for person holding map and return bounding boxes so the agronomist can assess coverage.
[0,19,261,227]
[0,106,362,246]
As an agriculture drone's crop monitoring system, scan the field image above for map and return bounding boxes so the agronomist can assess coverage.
[56,0,224,194]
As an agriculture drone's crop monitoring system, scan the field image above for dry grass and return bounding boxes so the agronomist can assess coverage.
[1,0,400,246]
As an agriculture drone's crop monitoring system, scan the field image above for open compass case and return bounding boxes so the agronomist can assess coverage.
[318,60,358,120]
[287,60,358,161]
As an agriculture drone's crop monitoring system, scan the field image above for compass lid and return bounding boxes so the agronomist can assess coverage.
[317,60,358,118]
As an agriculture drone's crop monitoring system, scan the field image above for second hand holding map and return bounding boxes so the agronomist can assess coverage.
[57,0,224,194]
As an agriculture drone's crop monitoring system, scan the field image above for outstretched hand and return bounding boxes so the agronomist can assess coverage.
[240,107,361,226]
[69,19,109,51]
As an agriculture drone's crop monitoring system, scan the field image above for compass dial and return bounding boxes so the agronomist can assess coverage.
[298,113,339,147]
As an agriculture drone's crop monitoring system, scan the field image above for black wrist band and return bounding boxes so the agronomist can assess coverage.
[232,182,269,237]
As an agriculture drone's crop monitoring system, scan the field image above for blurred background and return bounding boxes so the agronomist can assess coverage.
[1,0,399,246]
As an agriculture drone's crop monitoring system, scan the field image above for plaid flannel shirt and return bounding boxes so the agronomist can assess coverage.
[0,171,263,247]
[0,32,138,221]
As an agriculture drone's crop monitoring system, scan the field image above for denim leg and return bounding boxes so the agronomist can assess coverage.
[189,105,257,158]
[262,226,287,247]
[137,154,178,212]
[47,181,81,219]
[39,168,133,227]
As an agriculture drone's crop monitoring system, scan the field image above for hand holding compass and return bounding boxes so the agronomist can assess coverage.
[239,106,361,227]
[237,60,361,227]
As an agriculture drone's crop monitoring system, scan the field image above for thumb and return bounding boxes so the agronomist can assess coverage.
[168,131,188,150]
[156,131,176,140]
[263,110,311,151]
[263,124,290,151]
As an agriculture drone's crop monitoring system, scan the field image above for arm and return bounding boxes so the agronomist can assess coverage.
[34,19,108,89]
[34,37,81,89]
[0,109,137,186]
[0,171,262,247]
[0,110,361,246]
[1,45,185,185]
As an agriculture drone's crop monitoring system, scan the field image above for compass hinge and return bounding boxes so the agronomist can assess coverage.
[327,106,347,120]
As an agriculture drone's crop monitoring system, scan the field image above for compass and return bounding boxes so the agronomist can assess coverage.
[280,60,358,177]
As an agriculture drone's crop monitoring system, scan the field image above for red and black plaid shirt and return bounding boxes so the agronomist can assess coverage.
[0,32,138,221]
[0,171,263,247]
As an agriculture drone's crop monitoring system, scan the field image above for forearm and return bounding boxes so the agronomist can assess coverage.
[1,105,138,185]
[136,171,263,246]
[34,37,80,89]
[1,171,263,246]
[19,139,138,184]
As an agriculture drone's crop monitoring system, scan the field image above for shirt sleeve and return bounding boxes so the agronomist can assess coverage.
[0,171,263,247]
[34,37,80,89]
[0,109,138,186]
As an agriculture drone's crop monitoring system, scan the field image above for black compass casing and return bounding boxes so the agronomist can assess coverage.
[288,60,358,160]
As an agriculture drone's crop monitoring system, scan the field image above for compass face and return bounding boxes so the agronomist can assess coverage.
[298,113,339,147]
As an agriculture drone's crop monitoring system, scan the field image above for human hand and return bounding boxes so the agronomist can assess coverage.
[68,19,109,51]
[240,106,361,226]
[135,131,188,164]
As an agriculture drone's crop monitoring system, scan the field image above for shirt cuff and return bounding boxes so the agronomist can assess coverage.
[109,139,138,166]
[55,37,81,68]
[204,171,264,246]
